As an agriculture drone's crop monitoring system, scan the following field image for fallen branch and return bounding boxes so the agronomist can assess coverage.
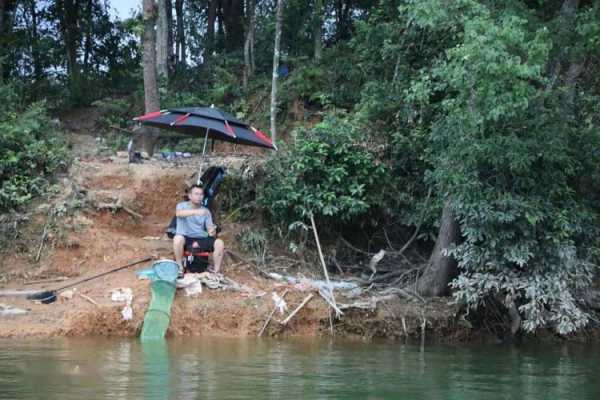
[317,288,344,316]
[258,289,289,337]
[310,213,340,317]
[282,293,314,325]
[368,250,386,280]
[79,293,99,307]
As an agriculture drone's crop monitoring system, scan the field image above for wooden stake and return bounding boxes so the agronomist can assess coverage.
[282,293,314,325]
[310,213,340,317]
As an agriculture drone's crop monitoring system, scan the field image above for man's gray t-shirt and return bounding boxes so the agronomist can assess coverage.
[176,201,214,238]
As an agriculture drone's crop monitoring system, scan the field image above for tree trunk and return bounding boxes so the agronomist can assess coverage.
[0,0,14,81]
[83,0,93,78]
[156,0,169,80]
[207,0,217,55]
[28,0,42,81]
[166,0,174,74]
[175,0,185,64]
[270,0,284,146]
[313,0,323,62]
[243,0,255,90]
[222,0,244,51]
[58,0,82,102]
[416,199,460,297]
[0,1,5,80]
[142,0,160,156]
[545,0,580,92]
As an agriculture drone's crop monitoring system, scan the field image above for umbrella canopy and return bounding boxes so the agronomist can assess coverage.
[134,107,276,150]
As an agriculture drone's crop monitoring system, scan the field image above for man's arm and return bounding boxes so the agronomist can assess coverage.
[175,208,208,217]
[205,210,217,236]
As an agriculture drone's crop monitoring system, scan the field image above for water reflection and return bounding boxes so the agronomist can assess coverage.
[0,338,599,400]
[141,340,170,400]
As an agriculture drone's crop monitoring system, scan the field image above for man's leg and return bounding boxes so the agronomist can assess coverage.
[173,234,185,270]
[212,239,225,273]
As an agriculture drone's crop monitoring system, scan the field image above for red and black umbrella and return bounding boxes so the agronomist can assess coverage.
[134,106,276,150]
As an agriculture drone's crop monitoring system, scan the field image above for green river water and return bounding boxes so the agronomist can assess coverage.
[0,337,598,399]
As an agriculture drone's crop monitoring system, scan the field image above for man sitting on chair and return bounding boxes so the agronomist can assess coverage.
[173,184,225,274]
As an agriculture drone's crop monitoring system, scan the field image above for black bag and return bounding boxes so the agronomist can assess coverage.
[200,166,226,208]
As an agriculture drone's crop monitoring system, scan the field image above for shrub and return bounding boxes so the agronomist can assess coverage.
[0,83,70,212]
[261,113,388,234]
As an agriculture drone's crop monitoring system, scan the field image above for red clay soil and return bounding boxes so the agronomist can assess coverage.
[0,147,336,339]
[0,133,464,341]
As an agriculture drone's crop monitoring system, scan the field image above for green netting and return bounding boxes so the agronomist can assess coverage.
[140,260,179,340]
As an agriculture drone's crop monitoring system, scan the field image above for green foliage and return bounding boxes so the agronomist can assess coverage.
[280,60,328,107]
[261,113,388,231]
[219,172,259,222]
[236,228,268,264]
[92,98,137,130]
[0,83,71,212]
[406,0,600,334]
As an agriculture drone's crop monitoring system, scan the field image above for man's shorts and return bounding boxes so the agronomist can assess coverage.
[184,236,215,253]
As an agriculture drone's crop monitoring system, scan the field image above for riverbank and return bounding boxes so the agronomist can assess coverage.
[0,136,466,341]
[0,130,598,343]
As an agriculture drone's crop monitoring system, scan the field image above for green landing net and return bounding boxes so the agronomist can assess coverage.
[140,260,179,340]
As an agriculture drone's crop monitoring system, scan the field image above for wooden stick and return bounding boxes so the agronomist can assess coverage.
[282,293,314,325]
[122,205,143,219]
[258,289,289,337]
[79,293,99,307]
[317,288,344,316]
[310,213,340,317]
[35,222,50,262]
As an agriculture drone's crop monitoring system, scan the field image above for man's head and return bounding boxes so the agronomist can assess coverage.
[188,184,204,206]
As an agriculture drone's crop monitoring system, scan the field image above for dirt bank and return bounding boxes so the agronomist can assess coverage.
[0,129,470,341]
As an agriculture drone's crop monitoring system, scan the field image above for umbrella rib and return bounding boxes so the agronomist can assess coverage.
[224,120,237,138]
[134,110,168,121]
[170,113,191,126]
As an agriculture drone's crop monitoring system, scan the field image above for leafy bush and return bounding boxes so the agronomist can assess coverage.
[261,113,388,233]
[0,83,70,211]
[407,1,600,334]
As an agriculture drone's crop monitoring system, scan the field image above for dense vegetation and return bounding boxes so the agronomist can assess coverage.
[1,0,599,336]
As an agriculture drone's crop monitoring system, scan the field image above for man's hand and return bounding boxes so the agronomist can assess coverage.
[208,225,217,237]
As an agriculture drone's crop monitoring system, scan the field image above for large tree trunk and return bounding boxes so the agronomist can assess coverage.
[58,0,82,102]
[270,0,284,146]
[222,0,244,51]
[313,0,323,62]
[416,200,460,297]
[142,0,160,156]
[156,0,169,80]
[206,0,217,55]
[175,0,185,64]
[243,0,255,90]
[545,0,580,92]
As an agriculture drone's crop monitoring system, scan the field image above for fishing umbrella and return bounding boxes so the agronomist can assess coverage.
[134,106,276,150]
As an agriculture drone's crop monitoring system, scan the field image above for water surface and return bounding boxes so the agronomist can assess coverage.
[0,337,598,399]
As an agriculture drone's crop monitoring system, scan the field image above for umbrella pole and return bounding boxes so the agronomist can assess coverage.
[197,129,210,185]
